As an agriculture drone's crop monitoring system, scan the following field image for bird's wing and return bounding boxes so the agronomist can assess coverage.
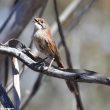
[45,37,64,68]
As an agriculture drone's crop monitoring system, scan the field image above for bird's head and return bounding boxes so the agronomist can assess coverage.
[33,18,49,30]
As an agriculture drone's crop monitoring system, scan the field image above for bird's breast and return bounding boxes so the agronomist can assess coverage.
[33,30,48,55]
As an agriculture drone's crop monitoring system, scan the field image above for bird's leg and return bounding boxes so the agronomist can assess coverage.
[47,58,55,70]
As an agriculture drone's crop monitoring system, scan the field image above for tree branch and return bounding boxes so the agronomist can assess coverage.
[0,84,14,109]
[0,45,110,86]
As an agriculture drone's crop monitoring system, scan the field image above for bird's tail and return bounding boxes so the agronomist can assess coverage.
[55,53,83,109]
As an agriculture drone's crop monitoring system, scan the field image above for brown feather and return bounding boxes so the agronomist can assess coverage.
[45,33,64,68]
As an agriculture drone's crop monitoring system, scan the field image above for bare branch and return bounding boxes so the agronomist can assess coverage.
[53,0,83,109]
[12,57,21,110]
[0,84,14,108]
[0,45,109,86]
[6,64,25,93]
[53,0,73,68]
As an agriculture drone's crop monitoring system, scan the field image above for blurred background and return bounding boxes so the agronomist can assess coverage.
[0,0,110,110]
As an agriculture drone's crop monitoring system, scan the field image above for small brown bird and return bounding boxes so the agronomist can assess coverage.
[33,18,82,108]
[33,17,80,95]
[33,17,63,68]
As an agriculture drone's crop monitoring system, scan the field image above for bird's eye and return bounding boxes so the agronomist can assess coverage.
[34,18,37,22]
[40,20,43,23]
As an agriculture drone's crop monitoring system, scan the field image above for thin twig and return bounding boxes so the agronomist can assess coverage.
[12,57,21,110]
[53,0,83,110]
[53,0,73,68]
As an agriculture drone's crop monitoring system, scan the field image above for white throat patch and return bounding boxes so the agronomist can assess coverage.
[34,23,42,30]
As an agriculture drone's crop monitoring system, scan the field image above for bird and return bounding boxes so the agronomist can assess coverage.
[32,17,83,109]
[33,17,64,68]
